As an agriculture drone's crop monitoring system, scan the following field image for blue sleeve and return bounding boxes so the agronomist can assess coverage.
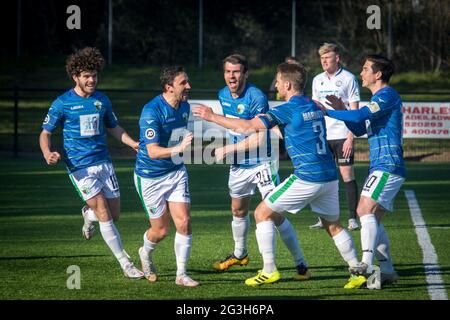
[327,107,371,123]
[249,93,269,117]
[344,121,367,137]
[258,113,279,129]
[103,96,118,128]
[367,93,399,120]
[258,106,291,129]
[42,99,64,132]
[140,108,160,145]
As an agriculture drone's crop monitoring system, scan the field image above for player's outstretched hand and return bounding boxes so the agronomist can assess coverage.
[325,95,346,110]
[44,151,61,165]
[192,104,214,121]
[214,146,227,162]
[313,99,328,115]
[131,141,139,152]
[176,132,193,153]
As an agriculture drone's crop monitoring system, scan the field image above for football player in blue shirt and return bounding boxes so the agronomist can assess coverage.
[39,47,144,279]
[207,54,309,281]
[193,62,359,286]
[320,54,405,289]
[134,66,199,287]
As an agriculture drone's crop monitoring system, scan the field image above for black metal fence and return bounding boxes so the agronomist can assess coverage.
[1,87,449,162]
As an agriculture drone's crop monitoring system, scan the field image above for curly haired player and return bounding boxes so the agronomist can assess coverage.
[39,47,144,279]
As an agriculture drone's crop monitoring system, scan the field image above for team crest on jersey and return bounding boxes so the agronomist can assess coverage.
[43,114,50,125]
[236,104,246,114]
[94,100,102,110]
[335,80,343,87]
[81,185,91,195]
[145,128,156,139]
[182,112,189,122]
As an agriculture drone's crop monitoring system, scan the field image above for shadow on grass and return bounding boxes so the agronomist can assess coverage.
[405,153,439,162]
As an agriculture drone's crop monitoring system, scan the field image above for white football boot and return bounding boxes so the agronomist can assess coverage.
[309,219,324,229]
[175,274,200,287]
[81,205,95,240]
[138,246,157,282]
[348,219,360,231]
[123,262,145,280]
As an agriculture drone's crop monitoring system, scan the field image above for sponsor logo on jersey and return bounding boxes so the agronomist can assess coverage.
[237,104,246,114]
[166,117,176,123]
[94,100,102,110]
[222,102,231,107]
[145,128,156,139]
[71,105,84,110]
[368,101,381,113]
[43,114,50,125]
[79,114,100,136]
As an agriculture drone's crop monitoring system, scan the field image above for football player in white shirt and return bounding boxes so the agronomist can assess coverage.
[310,43,360,231]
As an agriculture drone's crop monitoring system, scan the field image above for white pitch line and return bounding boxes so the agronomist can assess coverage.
[404,189,448,300]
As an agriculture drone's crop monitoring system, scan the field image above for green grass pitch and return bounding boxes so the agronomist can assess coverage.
[0,157,449,300]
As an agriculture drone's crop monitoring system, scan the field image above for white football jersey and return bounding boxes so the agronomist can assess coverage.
[312,68,360,140]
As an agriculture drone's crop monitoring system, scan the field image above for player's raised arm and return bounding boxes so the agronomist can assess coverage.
[214,131,266,162]
[325,105,371,123]
[107,125,139,151]
[315,95,367,136]
[39,129,61,165]
[146,132,193,159]
[192,104,266,134]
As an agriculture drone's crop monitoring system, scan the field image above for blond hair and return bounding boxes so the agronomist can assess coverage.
[318,43,339,56]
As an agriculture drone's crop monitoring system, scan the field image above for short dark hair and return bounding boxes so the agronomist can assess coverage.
[66,47,105,78]
[284,56,301,65]
[160,66,186,91]
[222,54,248,73]
[365,54,395,83]
[276,62,307,92]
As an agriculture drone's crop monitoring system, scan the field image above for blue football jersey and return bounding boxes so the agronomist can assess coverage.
[259,95,338,183]
[42,89,117,173]
[326,86,405,177]
[218,83,272,167]
[135,95,190,178]
[365,87,405,177]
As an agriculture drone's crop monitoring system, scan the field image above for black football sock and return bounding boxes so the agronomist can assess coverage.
[345,180,358,220]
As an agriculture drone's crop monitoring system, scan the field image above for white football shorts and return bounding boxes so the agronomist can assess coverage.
[69,162,120,201]
[229,161,280,199]
[361,170,405,212]
[134,167,190,220]
[264,174,340,222]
